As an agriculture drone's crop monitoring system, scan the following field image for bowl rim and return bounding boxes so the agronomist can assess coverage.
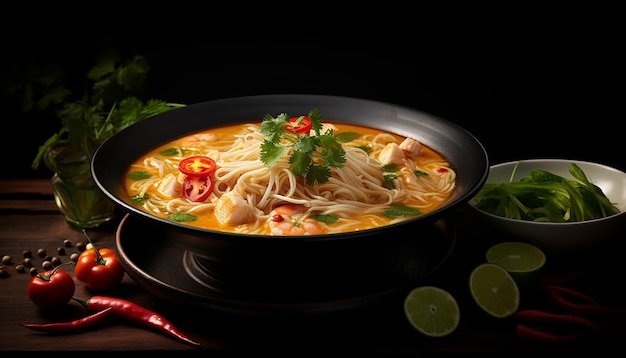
[92,94,490,242]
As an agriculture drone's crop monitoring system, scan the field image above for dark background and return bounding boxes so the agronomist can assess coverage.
[1,35,623,179]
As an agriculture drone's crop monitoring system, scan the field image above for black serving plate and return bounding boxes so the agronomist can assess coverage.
[116,214,456,318]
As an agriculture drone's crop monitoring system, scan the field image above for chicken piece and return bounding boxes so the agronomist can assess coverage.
[378,143,405,166]
[214,191,253,226]
[156,173,182,198]
[398,138,423,156]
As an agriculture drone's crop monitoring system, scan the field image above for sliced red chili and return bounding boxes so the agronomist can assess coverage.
[284,116,313,134]
[183,175,214,202]
[179,156,217,177]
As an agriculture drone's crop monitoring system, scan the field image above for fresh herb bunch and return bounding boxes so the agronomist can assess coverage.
[260,109,347,185]
[473,162,620,222]
[23,51,185,170]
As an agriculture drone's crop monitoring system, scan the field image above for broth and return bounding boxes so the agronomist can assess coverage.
[123,121,456,235]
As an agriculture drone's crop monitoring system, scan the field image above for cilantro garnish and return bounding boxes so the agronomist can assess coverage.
[381,163,400,189]
[383,204,423,219]
[159,147,182,156]
[383,174,398,189]
[130,194,149,204]
[167,212,198,222]
[260,109,346,185]
[414,168,428,177]
[313,214,340,224]
[127,171,152,180]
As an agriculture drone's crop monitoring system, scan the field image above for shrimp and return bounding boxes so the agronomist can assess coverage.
[268,204,325,236]
[214,191,253,226]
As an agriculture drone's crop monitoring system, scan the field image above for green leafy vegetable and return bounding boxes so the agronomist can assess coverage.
[21,51,185,170]
[473,162,620,222]
[260,109,347,185]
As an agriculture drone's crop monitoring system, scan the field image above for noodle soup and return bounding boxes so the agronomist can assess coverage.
[123,120,456,235]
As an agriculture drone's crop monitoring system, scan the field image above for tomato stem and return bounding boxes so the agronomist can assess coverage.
[37,261,74,281]
[81,229,107,266]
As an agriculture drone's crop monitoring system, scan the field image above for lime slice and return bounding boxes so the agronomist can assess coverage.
[485,241,546,289]
[403,286,460,337]
[469,263,520,318]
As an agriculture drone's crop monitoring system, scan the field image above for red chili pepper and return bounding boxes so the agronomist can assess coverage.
[541,284,626,315]
[179,155,217,177]
[514,323,585,344]
[74,296,200,347]
[513,309,599,343]
[284,115,313,134]
[20,307,113,333]
[514,309,599,330]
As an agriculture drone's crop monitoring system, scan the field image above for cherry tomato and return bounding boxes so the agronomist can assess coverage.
[182,175,214,202]
[284,116,313,134]
[74,247,125,291]
[179,156,217,177]
[28,267,76,309]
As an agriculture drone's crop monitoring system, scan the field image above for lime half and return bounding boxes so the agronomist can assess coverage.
[469,263,520,318]
[486,241,546,289]
[404,286,460,337]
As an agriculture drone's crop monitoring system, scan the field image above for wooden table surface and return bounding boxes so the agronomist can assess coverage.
[1,179,624,353]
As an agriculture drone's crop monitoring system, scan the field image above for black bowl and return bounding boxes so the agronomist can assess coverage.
[92,94,488,301]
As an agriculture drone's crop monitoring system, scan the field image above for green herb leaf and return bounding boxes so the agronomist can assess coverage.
[259,109,346,185]
[382,163,400,172]
[383,174,398,189]
[383,204,423,219]
[414,168,428,177]
[334,131,360,142]
[168,212,198,222]
[127,171,152,180]
[130,194,149,204]
[313,214,339,224]
[159,147,182,156]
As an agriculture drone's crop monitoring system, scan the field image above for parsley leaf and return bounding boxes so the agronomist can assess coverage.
[259,109,346,185]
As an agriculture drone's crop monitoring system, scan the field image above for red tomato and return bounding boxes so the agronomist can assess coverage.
[179,156,217,177]
[28,268,76,309]
[284,116,313,134]
[74,247,125,291]
[182,175,214,202]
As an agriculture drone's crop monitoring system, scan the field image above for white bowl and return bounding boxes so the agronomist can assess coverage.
[466,159,626,257]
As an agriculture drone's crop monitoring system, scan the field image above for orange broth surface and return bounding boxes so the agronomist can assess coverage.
[123,122,455,234]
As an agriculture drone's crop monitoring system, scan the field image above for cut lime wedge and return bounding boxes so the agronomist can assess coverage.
[404,286,460,337]
[469,263,520,318]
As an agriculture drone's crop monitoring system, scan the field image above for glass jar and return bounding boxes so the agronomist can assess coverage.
[44,142,116,229]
